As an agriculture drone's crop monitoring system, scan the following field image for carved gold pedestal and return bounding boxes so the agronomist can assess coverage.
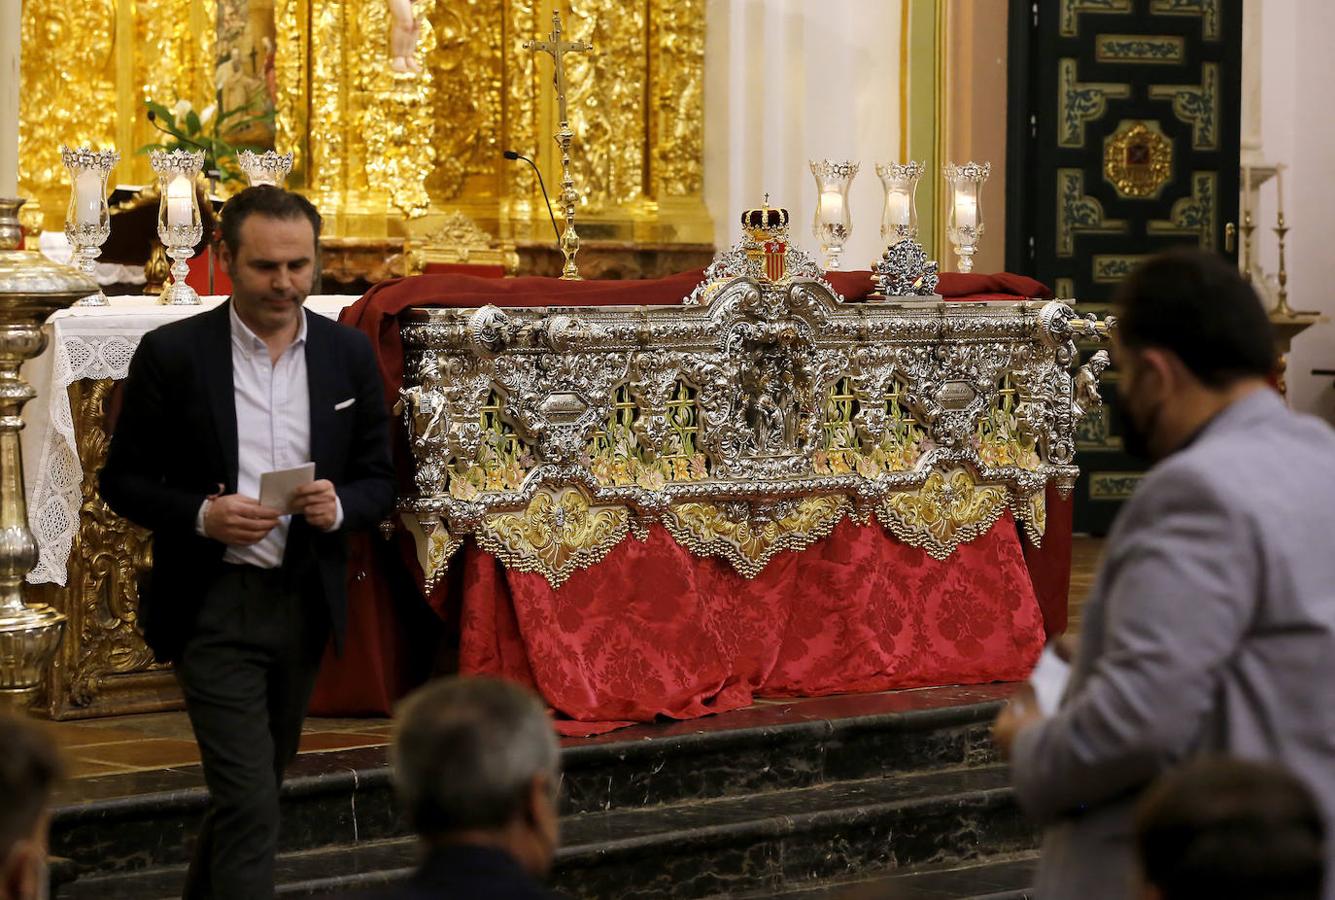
[29,378,172,719]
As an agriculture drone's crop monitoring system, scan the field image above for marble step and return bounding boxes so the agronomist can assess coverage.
[51,686,1010,880]
[727,854,1038,899]
[60,763,1036,900]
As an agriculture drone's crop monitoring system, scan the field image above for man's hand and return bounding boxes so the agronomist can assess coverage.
[992,683,1044,759]
[291,479,339,531]
[204,494,282,546]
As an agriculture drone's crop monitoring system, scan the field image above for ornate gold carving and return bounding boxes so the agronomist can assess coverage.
[1015,489,1047,547]
[407,211,517,273]
[662,496,851,579]
[565,0,646,210]
[1094,34,1185,64]
[17,6,116,210]
[414,515,464,590]
[66,379,157,706]
[274,0,307,186]
[1057,168,1127,257]
[1103,120,1173,199]
[1060,0,1133,37]
[35,379,162,718]
[651,0,705,199]
[1149,63,1219,151]
[475,489,631,587]
[877,469,1010,561]
[505,0,541,224]
[1058,59,1132,149]
[425,3,502,201]
[23,2,711,244]
[1148,172,1217,249]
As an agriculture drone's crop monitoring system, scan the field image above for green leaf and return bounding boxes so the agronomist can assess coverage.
[185,111,201,133]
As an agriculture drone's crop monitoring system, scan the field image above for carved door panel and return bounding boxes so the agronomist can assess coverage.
[1005,0,1242,534]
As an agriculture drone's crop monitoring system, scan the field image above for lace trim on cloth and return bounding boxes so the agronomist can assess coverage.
[27,334,142,585]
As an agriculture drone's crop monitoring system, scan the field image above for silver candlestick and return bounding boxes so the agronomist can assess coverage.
[150,149,205,305]
[944,161,990,274]
[61,146,119,307]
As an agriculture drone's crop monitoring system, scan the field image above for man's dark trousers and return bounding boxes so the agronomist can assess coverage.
[179,564,329,899]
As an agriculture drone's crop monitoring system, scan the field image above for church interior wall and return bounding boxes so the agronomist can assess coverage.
[1254,0,1335,422]
[703,0,905,270]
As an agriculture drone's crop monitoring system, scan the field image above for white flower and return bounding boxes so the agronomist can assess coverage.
[173,99,193,119]
[199,104,216,127]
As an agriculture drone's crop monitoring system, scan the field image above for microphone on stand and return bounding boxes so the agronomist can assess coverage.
[503,150,562,245]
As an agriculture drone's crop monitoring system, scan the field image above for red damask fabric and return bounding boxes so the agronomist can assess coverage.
[455,516,1045,736]
[309,269,1064,726]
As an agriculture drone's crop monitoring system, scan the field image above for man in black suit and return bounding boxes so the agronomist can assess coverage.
[101,186,394,900]
[343,677,562,900]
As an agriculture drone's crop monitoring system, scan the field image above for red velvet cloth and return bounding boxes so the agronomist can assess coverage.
[310,268,1066,729]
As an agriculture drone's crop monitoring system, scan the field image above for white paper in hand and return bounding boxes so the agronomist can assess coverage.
[259,463,316,515]
[1027,644,1072,718]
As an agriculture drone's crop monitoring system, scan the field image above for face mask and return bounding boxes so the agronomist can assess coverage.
[1119,365,1162,463]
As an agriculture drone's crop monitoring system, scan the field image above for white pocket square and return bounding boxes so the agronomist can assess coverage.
[334,397,356,411]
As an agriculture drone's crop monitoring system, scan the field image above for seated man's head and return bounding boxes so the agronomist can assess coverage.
[1112,248,1276,460]
[0,714,62,900]
[392,677,560,877]
[1135,757,1326,900]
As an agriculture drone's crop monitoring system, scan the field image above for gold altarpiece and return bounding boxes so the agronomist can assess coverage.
[18,0,711,279]
[19,0,710,718]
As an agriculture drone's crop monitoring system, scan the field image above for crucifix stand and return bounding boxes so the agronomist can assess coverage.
[524,11,592,280]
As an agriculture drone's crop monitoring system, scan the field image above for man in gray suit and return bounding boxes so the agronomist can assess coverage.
[993,248,1335,900]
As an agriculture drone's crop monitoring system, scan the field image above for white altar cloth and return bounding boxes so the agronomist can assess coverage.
[21,295,360,585]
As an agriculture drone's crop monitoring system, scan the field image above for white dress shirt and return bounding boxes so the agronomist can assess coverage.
[195,303,341,567]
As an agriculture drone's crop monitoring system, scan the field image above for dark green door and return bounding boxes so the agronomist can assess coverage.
[1006,0,1242,534]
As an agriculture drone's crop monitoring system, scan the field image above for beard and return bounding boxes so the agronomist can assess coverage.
[1119,394,1161,463]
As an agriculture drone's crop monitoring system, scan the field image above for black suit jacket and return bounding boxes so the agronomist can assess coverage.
[339,845,561,900]
[100,301,395,663]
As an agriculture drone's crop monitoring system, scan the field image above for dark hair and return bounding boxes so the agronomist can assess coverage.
[219,185,322,255]
[0,713,63,856]
[1135,757,1327,900]
[392,677,559,838]
[1114,247,1276,388]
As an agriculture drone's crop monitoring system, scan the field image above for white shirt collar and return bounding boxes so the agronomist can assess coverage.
[228,299,308,355]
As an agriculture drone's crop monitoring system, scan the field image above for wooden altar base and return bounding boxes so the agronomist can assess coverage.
[48,685,1038,900]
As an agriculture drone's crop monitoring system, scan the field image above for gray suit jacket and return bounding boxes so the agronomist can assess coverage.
[1011,388,1335,900]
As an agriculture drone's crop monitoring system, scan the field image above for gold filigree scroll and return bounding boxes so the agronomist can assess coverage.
[475,490,632,588]
[662,496,851,579]
[565,0,647,210]
[877,469,1010,561]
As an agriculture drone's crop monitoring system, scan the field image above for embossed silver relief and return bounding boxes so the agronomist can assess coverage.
[397,281,1114,583]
